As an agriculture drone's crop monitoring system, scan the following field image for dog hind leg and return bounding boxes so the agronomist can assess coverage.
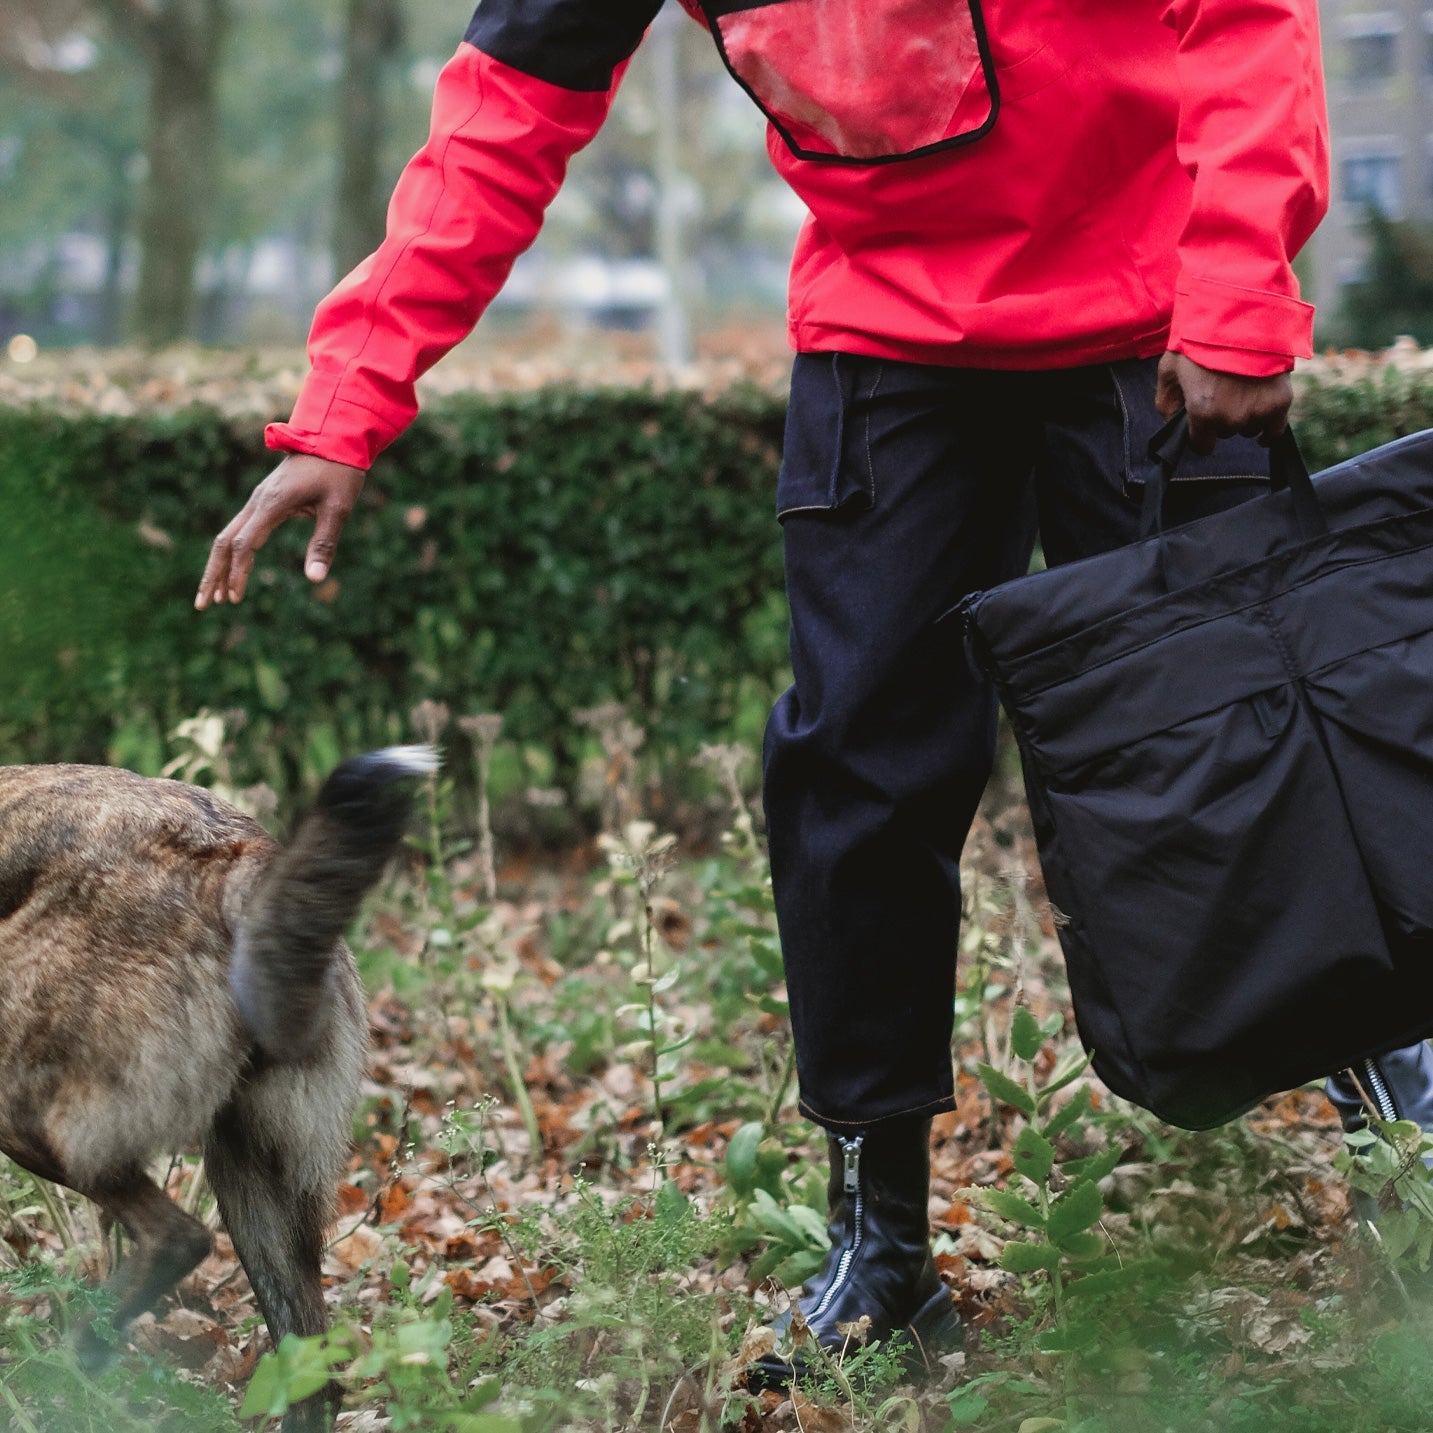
[203,1095,342,1433]
[76,1169,213,1369]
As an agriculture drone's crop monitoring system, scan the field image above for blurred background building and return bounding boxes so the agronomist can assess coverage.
[1312,0,1433,346]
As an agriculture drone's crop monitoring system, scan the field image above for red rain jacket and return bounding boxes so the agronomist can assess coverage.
[267,0,1329,471]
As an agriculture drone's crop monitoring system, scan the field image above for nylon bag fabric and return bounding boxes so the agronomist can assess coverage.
[963,422,1433,1129]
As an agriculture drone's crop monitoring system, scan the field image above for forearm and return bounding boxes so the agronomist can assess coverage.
[1162,0,1329,374]
[268,43,629,469]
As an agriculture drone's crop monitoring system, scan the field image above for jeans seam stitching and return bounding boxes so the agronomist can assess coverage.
[799,1092,955,1127]
[828,353,846,508]
[1109,362,1136,500]
[864,362,884,505]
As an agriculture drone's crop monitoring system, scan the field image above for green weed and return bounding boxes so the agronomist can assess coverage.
[0,1266,240,1433]
[243,1170,745,1431]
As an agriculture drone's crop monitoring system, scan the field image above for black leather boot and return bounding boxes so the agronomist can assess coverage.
[749,1117,960,1391]
[1327,1041,1433,1220]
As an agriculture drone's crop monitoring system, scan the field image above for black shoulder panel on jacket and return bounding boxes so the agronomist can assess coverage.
[465,0,665,92]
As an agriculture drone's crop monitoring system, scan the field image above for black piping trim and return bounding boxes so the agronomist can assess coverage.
[694,0,1001,166]
[702,0,791,12]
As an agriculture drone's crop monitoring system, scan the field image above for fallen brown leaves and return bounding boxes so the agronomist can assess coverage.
[0,781,1380,1432]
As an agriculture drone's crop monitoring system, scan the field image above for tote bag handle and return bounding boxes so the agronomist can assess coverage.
[1140,409,1329,545]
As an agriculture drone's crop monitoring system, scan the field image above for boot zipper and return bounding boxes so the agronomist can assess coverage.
[809,1134,864,1322]
[1364,1058,1399,1122]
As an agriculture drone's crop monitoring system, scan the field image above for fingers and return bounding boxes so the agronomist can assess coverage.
[300,464,365,582]
[1253,403,1291,445]
[1154,351,1184,419]
[305,496,351,583]
[194,525,235,611]
[1187,406,1281,456]
[195,502,264,610]
[219,499,280,603]
[194,479,288,608]
[1185,408,1220,457]
[194,455,365,610]
[1158,353,1293,457]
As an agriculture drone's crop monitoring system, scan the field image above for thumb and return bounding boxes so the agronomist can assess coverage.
[1154,354,1184,418]
[305,498,352,583]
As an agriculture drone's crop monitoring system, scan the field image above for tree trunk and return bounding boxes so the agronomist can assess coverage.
[335,0,403,280]
[97,184,132,346]
[101,0,229,346]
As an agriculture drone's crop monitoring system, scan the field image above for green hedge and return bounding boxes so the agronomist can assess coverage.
[2,365,1431,813]
[0,385,788,807]
[1290,364,1433,463]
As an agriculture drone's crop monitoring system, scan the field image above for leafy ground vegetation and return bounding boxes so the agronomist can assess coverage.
[5,707,1433,1433]
[9,342,1433,1429]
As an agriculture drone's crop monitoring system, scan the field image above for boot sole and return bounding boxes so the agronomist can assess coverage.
[747,1285,961,1392]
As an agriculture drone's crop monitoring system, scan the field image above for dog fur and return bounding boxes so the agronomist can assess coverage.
[0,747,433,1431]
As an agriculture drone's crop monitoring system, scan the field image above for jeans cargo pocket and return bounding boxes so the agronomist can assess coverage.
[1109,356,1271,497]
[776,353,883,521]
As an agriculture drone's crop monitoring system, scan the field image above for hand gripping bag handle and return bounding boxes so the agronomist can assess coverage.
[1140,409,1328,543]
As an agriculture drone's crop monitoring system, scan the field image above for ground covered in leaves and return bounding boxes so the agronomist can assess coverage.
[7,727,1432,1433]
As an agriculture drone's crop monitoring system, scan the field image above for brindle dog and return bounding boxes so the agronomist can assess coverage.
[0,747,433,1432]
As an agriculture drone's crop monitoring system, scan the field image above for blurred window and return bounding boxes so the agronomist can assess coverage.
[1345,13,1400,84]
[1342,151,1403,215]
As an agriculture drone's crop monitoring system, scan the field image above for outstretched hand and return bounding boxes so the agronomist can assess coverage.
[195,453,366,610]
[1155,351,1294,456]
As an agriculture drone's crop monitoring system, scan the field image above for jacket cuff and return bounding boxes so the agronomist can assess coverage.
[263,377,400,470]
[1168,275,1314,378]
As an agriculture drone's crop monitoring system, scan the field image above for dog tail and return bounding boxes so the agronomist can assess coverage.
[228,745,436,1061]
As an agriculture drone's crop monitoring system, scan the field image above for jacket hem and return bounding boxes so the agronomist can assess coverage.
[786,321,1171,372]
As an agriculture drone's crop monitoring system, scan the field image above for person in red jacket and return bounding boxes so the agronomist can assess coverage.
[196,0,1433,1386]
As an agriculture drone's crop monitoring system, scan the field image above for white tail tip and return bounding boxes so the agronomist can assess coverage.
[372,745,438,779]
[372,744,441,776]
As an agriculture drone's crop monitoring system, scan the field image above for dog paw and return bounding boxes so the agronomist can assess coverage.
[74,1323,118,1375]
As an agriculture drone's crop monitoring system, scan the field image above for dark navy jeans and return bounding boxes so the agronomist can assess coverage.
[764,352,1335,1128]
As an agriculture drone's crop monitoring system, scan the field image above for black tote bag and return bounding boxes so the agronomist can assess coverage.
[962,419,1433,1129]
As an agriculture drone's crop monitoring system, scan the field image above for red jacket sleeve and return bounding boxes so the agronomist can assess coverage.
[266,44,625,469]
[1161,0,1329,376]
